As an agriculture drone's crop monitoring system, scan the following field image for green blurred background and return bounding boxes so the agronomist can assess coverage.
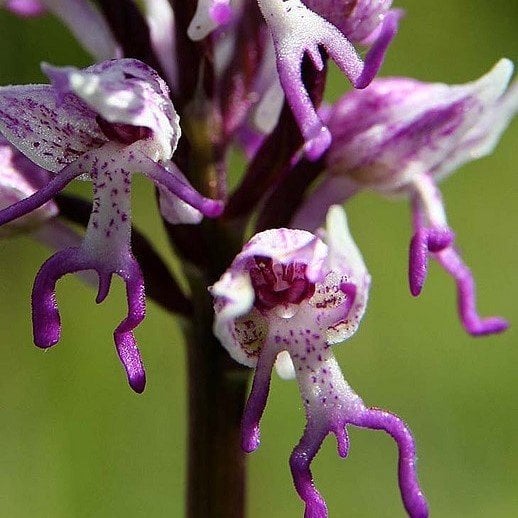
[0,1,516,516]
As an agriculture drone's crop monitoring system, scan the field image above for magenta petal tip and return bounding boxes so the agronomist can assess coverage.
[115,330,147,394]
[304,127,332,161]
[128,369,146,394]
[204,198,225,218]
[33,320,61,348]
[210,3,233,25]
[467,317,509,337]
[241,426,260,453]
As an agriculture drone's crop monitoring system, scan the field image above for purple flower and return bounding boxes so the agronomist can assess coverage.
[256,0,401,160]
[0,58,223,392]
[211,206,427,518]
[295,59,517,336]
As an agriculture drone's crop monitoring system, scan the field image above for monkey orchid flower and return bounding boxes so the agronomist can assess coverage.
[0,58,223,392]
[211,206,428,518]
[294,58,517,337]
[256,0,401,160]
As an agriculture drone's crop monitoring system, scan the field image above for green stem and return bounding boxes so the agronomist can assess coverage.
[184,272,250,518]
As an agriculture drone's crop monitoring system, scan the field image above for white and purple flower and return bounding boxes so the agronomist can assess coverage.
[256,0,401,160]
[294,59,518,336]
[0,58,223,392]
[211,205,427,518]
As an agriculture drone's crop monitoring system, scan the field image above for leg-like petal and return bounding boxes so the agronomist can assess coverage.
[31,247,89,348]
[409,227,454,296]
[114,258,147,393]
[289,425,329,518]
[31,245,148,391]
[434,247,508,336]
[349,408,429,518]
[241,345,279,452]
[409,175,453,296]
[350,9,402,89]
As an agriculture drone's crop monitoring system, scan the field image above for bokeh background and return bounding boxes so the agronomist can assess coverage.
[0,1,516,516]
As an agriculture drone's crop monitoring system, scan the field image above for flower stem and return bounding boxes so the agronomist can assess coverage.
[184,271,250,518]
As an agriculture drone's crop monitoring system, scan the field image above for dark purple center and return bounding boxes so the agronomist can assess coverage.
[250,256,315,311]
[96,115,152,144]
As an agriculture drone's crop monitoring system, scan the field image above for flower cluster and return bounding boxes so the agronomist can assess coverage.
[0,1,516,517]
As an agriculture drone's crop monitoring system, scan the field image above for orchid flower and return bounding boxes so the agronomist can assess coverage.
[2,0,119,60]
[0,58,223,392]
[211,205,427,518]
[257,0,401,160]
[294,59,518,337]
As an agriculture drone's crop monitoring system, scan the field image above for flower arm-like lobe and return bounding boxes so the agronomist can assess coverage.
[0,161,84,227]
[212,206,426,517]
[133,152,224,217]
[188,0,234,40]
[257,0,399,160]
[241,344,279,452]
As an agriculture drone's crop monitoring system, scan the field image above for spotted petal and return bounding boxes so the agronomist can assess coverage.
[0,84,106,172]
[42,59,181,160]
